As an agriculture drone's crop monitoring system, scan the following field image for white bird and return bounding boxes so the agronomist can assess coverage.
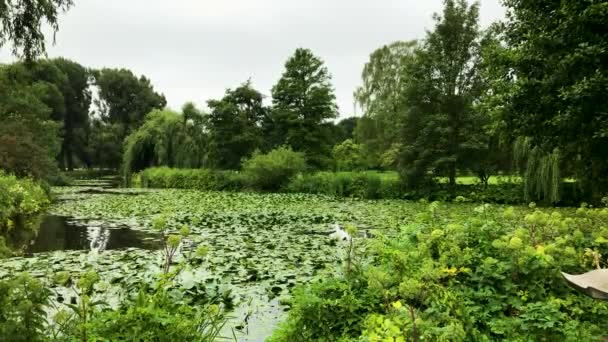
[329,223,350,241]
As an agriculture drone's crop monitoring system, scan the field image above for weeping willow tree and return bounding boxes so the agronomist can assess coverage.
[123,107,208,184]
[514,137,561,203]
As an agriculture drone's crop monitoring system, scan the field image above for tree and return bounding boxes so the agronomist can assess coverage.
[354,41,417,167]
[397,0,488,189]
[123,108,208,181]
[330,117,359,146]
[90,68,166,169]
[207,81,267,169]
[0,62,63,180]
[94,68,166,131]
[49,58,91,170]
[267,48,338,168]
[0,0,73,61]
[495,0,608,200]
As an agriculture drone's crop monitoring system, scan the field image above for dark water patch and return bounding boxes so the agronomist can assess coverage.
[27,216,162,254]
[72,188,146,196]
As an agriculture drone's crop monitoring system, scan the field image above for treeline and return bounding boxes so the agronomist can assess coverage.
[2,0,607,204]
[0,60,166,181]
[122,48,357,178]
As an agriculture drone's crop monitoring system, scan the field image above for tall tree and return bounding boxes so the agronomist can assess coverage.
[90,68,166,169]
[94,68,166,131]
[267,48,338,168]
[354,41,417,167]
[207,81,266,169]
[0,0,73,61]
[398,0,488,188]
[50,58,92,170]
[496,0,608,200]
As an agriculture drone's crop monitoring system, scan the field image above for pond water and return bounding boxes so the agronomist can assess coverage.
[27,215,162,253]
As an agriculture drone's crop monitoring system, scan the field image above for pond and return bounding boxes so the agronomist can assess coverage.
[1,184,421,341]
[27,215,162,254]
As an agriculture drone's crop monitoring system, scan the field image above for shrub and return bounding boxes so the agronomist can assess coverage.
[271,203,608,340]
[268,276,383,342]
[136,167,245,191]
[242,146,306,191]
[0,172,50,255]
[332,139,368,171]
[286,171,401,199]
[84,287,226,341]
[0,273,50,341]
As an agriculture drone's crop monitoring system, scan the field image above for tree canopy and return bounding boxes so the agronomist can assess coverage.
[267,48,338,168]
[394,0,489,188]
[207,81,267,169]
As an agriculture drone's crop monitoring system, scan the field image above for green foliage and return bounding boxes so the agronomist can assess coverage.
[330,117,359,146]
[90,68,167,169]
[123,108,208,183]
[496,0,608,200]
[136,167,245,191]
[242,146,306,191]
[397,0,489,188]
[0,172,50,255]
[274,203,608,341]
[514,137,561,203]
[0,62,64,181]
[286,171,401,199]
[0,0,73,61]
[0,273,50,341]
[83,288,226,342]
[267,48,338,168]
[207,80,267,169]
[0,258,227,342]
[269,276,382,342]
[50,58,92,171]
[332,139,368,171]
[354,41,418,167]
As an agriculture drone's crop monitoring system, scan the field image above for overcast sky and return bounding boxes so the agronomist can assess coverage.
[1,0,505,118]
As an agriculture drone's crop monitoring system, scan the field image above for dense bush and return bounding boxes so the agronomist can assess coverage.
[332,139,368,171]
[0,272,226,342]
[242,146,307,191]
[271,203,608,341]
[0,273,50,341]
[0,172,50,255]
[136,167,245,191]
[286,171,401,199]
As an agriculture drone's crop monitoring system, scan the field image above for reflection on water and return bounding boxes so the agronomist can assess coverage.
[28,215,161,253]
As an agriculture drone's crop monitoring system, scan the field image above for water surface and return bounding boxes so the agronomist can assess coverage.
[28,215,161,253]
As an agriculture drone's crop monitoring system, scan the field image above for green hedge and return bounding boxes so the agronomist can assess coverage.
[0,172,50,256]
[136,167,245,191]
[133,168,586,205]
[286,171,402,199]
